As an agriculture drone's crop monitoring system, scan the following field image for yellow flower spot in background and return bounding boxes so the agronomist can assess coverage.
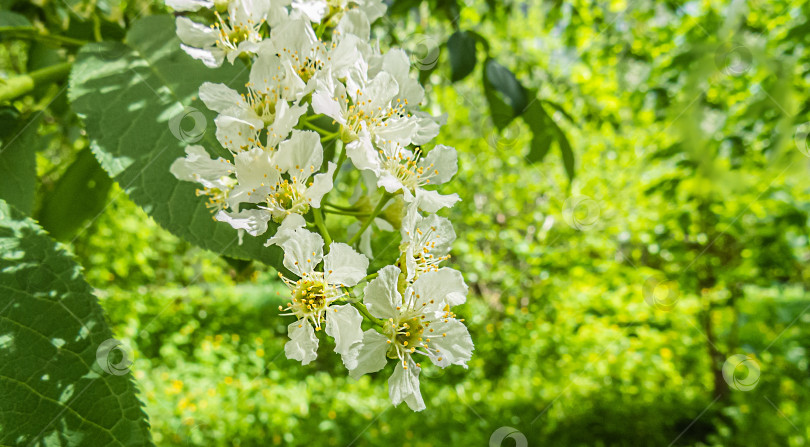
[660,348,673,360]
[256,348,265,357]
[183,417,195,426]
[328,410,336,419]
[207,388,216,397]
[224,376,234,385]
[231,334,240,342]
[172,380,184,392]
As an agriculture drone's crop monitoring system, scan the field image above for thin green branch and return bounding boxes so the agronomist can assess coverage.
[347,192,393,246]
[352,301,384,328]
[313,208,332,251]
[324,208,369,217]
[1,28,88,46]
[0,61,73,103]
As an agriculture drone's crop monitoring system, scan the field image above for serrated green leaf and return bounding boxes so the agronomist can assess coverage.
[0,199,152,446]
[0,107,39,215]
[447,30,477,82]
[68,15,282,267]
[37,148,113,241]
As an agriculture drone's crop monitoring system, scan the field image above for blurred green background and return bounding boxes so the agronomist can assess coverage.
[3,0,810,445]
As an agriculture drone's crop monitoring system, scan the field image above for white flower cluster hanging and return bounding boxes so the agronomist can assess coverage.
[168,0,472,411]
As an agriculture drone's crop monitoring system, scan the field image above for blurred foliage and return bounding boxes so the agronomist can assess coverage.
[3,0,810,445]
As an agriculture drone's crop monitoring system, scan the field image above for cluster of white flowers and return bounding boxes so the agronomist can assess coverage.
[168,0,472,411]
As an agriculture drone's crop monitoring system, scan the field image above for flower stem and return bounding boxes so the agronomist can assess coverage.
[332,139,346,180]
[324,201,358,211]
[324,208,368,217]
[0,61,73,103]
[347,192,393,246]
[352,301,384,328]
[1,28,88,46]
[313,208,332,251]
[363,272,379,282]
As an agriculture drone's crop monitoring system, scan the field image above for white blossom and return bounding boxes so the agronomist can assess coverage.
[346,265,473,411]
[271,223,369,365]
[348,142,460,212]
[400,205,455,281]
[175,0,273,67]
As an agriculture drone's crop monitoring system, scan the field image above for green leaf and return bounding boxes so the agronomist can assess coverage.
[0,107,39,215]
[522,98,576,180]
[482,58,529,130]
[447,30,477,82]
[0,199,152,446]
[482,60,517,130]
[37,148,113,241]
[68,15,282,267]
[0,11,32,30]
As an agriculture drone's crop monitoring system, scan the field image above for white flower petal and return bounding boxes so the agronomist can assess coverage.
[388,360,425,411]
[199,82,243,114]
[176,17,218,47]
[166,0,213,11]
[411,268,467,308]
[280,228,324,276]
[169,145,233,189]
[347,329,390,378]
[415,189,460,213]
[275,130,323,174]
[420,144,458,185]
[325,304,363,357]
[285,321,318,365]
[346,128,379,172]
[267,102,306,147]
[312,88,345,124]
[179,44,224,68]
[363,265,402,319]
[265,213,307,247]
[324,242,368,287]
[215,209,272,237]
[305,162,336,208]
[425,318,474,368]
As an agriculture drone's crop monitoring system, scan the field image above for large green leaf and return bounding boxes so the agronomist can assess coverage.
[447,30,477,82]
[522,97,575,181]
[37,148,113,241]
[0,199,152,446]
[0,106,39,215]
[483,58,528,130]
[68,15,282,266]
